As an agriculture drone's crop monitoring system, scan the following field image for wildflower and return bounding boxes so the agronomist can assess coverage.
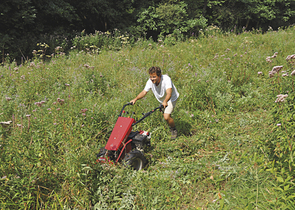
[277,123,281,126]
[258,72,263,75]
[291,70,295,76]
[272,52,278,58]
[81,108,88,113]
[84,64,90,68]
[26,114,31,117]
[34,102,42,107]
[272,66,283,73]
[53,123,57,125]
[275,94,288,103]
[14,67,19,71]
[47,108,51,111]
[269,71,275,78]
[269,66,283,77]
[65,83,70,86]
[266,56,272,63]
[57,98,64,105]
[55,46,62,51]
[286,54,295,61]
[190,114,194,117]
[5,97,12,101]
[282,73,288,77]
[29,62,36,67]
[0,121,12,126]
[56,108,60,111]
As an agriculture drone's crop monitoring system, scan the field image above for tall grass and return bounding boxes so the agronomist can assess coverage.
[1,26,295,209]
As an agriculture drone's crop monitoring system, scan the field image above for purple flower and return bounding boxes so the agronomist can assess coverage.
[277,123,281,126]
[81,108,88,113]
[35,102,42,107]
[57,98,64,105]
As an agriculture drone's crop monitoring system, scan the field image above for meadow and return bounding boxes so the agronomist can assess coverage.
[1,26,295,209]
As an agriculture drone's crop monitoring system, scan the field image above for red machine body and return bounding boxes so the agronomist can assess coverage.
[96,103,163,170]
[105,117,135,151]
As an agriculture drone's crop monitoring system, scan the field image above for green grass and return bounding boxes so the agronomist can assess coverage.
[1,26,295,209]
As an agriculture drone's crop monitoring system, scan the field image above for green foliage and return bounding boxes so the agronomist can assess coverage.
[136,1,207,38]
[2,25,295,209]
[2,0,295,61]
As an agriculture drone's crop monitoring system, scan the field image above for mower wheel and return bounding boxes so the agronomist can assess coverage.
[97,147,107,158]
[123,150,147,170]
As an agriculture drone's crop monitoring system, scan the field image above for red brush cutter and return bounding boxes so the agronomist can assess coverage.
[96,102,163,170]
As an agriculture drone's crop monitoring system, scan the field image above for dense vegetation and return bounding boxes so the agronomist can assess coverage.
[1,0,295,61]
[1,26,295,209]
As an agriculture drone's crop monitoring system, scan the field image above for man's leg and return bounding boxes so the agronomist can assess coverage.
[163,101,177,139]
[163,113,175,128]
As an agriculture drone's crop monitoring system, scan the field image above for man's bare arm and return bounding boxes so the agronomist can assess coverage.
[130,90,147,104]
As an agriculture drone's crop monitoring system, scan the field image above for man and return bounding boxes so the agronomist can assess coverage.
[130,66,179,139]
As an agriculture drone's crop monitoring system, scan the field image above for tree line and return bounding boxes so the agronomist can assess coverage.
[1,0,295,62]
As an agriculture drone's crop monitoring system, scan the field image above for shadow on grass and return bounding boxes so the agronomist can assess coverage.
[177,119,193,136]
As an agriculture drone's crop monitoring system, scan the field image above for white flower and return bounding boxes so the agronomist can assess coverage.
[275,94,288,103]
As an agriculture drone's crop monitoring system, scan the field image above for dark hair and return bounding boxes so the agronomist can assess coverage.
[149,66,161,76]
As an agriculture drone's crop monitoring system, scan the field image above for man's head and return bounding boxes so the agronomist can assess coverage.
[149,66,162,85]
[149,66,161,76]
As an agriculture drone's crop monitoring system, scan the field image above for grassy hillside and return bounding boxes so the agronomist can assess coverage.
[1,26,295,209]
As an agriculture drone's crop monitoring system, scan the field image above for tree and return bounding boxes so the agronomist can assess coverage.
[136,1,207,39]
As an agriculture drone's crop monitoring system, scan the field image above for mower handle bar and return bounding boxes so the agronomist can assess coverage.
[118,102,164,126]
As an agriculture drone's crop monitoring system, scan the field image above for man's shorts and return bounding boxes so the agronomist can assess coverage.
[164,100,177,114]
